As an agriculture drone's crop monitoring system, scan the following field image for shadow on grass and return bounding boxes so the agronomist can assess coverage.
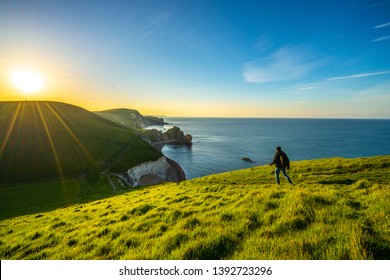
[362,220,390,260]
[182,234,240,260]
[318,179,356,185]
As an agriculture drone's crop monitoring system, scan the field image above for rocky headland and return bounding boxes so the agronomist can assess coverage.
[95,108,192,148]
[95,108,166,129]
[142,126,192,151]
[95,108,191,186]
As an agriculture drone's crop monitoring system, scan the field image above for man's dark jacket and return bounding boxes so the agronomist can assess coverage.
[271,151,290,169]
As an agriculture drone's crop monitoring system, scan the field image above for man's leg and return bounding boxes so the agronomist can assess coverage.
[275,168,281,184]
[281,168,293,184]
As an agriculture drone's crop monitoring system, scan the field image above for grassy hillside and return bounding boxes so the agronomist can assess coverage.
[0,101,162,220]
[95,108,164,129]
[0,101,161,184]
[0,156,389,260]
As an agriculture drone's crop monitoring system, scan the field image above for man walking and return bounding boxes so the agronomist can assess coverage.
[270,146,293,185]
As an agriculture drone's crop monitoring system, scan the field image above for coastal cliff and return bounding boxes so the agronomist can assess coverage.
[142,126,192,149]
[95,108,191,184]
[95,108,166,129]
[112,156,185,187]
[95,108,192,147]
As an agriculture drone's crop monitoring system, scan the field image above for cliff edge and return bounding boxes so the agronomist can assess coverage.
[94,108,191,185]
[95,108,166,129]
[112,156,185,187]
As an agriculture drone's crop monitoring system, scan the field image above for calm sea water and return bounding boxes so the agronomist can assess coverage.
[150,118,390,179]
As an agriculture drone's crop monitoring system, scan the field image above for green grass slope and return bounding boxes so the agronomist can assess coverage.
[1,156,389,260]
[0,101,162,219]
[95,108,164,129]
[95,108,144,129]
[0,101,161,184]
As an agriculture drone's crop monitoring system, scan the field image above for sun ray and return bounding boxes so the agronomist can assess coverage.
[0,102,22,157]
[35,102,65,180]
[44,102,99,172]
[55,27,146,72]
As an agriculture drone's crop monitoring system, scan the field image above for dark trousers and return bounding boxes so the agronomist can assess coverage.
[275,167,292,184]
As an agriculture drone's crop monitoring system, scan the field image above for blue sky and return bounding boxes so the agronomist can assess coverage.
[0,0,389,117]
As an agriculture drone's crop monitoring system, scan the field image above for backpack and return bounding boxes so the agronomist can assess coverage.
[280,152,290,169]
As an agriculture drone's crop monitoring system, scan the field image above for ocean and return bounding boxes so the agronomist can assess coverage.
[149,118,390,179]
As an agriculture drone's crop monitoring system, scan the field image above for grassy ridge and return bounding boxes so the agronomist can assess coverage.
[0,101,161,184]
[95,108,164,129]
[0,156,389,260]
[95,108,144,128]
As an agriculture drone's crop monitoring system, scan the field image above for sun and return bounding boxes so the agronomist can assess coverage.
[10,68,44,94]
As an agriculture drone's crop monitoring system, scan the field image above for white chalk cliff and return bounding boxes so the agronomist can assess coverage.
[113,156,185,187]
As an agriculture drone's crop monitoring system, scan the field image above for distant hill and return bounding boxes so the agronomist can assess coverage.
[0,155,389,259]
[0,101,162,184]
[95,108,165,129]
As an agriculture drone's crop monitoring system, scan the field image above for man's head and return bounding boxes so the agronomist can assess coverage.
[276,146,281,152]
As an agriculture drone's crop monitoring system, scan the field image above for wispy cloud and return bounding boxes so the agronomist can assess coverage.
[327,71,390,80]
[363,1,389,9]
[252,36,272,53]
[57,28,146,71]
[296,86,318,91]
[371,35,390,42]
[150,12,172,27]
[142,30,153,39]
[374,22,390,29]
[242,45,326,83]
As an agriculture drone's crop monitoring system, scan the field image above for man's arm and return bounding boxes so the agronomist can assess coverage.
[270,154,278,166]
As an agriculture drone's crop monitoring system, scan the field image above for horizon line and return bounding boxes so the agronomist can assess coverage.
[1,100,389,120]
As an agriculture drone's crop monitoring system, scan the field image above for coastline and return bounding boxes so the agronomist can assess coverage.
[157,118,390,180]
[145,140,187,184]
[129,155,186,186]
[151,140,187,182]
[151,140,186,151]
[165,157,186,182]
[114,155,186,187]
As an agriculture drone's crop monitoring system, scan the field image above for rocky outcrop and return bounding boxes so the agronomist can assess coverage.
[165,126,192,144]
[113,156,185,187]
[144,116,165,127]
[242,157,256,163]
[142,126,192,147]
